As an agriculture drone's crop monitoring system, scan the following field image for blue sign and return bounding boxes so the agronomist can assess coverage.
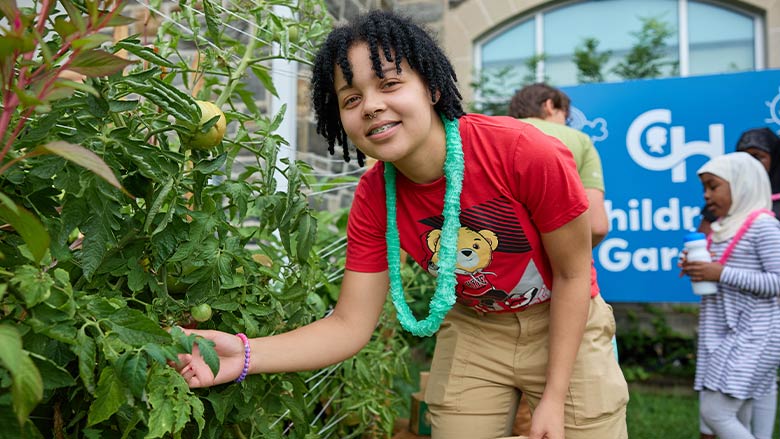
[562,70,780,302]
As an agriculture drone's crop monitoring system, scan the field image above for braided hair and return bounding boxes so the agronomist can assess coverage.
[310,10,464,166]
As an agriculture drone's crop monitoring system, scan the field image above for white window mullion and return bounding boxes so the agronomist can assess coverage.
[754,15,765,69]
[535,13,544,82]
[472,50,481,105]
[678,0,689,77]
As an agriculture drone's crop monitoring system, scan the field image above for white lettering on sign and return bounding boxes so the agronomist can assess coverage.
[597,197,700,273]
[626,109,724,182]
[598,238,681,272]
[605,198,701,232]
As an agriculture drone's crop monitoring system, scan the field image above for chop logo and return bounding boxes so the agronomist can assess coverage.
[626,109,724,183]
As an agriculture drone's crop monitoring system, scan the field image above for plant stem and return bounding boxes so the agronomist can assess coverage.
[248,54,312,66]
[0,97,16,150]
[215,22,257,107]
[231,424,247,439]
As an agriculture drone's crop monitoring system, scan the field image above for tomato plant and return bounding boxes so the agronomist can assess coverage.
[0,1,410,438]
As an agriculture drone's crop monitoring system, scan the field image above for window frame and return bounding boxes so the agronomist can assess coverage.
[474,0,764,85]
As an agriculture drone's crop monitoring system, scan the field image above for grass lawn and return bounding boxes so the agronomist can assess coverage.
[627,383,780,439]
[627,384,699,438]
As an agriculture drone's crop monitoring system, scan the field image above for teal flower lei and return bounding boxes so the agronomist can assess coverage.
[384,115,464,337]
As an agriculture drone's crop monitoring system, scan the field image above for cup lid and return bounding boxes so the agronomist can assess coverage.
[683,232,706,242]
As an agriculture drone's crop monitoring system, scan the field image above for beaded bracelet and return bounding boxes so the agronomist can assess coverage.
[235,333,250,383]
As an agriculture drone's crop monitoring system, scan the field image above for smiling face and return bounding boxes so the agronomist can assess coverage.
[333,43,444,182]
[700,172,732,218]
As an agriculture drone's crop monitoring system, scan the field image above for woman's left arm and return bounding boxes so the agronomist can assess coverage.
[529,212,592,439]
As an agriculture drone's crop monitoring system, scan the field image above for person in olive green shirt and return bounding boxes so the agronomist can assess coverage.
[509,83,608,247]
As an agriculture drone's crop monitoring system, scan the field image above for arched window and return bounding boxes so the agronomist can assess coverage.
[687,1,755,75]
[476,0,760,91]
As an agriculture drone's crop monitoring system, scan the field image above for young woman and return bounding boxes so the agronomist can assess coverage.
[698,127,780,235]
[172,11,628,439]
[735,127,780,217]
[682,152,780,439]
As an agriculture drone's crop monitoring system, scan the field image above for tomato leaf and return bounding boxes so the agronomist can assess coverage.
[73,327,97,394]
[87,367,124,426]
[80,214,112,281]
[0,192,50,263]
[114,39,176,68]
[11,354,43,426]
[296,213,316,264]
[1,325,44,425]
[34,141,129,196]
[106,308,171,346]
[146,366,204,438]
[143,343,178,365]
[115,353,148,399]
[132,78,199,126]
[9,265,52,307]
[250,64,278,98]
[144,178,174,233]
[69,49,135,77]
[0,324,23,375]
[146,393,175,438]
[195,337,220,378]
[280,394,306,426]
[202,0,222,46]
[30,354,76,390]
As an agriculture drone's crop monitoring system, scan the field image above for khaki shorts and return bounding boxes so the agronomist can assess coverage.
[425,295,629,439]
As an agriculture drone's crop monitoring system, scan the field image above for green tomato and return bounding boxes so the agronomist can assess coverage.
[190,304,213,322]
[166,274,188,295]
[188,100,227,150]
[288,26,299,44]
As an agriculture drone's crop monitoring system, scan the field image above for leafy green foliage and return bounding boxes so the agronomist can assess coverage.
[471,15,677,94]
[468,66,521,116]
[573,37,612,84]
[522,53,548,85]
[469,54,547,115]
[617,305,696,381]
[612,16,677,80]
[0,1,409,438]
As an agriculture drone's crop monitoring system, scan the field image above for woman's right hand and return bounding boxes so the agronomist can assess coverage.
[170,329,247,388]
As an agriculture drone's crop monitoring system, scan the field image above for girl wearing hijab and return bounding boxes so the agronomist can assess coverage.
[735,127,780,218]
[681,152,780,439]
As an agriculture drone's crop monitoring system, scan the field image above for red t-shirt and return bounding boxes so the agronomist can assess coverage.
[345,114,596,313]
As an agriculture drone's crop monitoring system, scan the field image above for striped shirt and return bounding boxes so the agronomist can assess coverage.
[694,217,780,399]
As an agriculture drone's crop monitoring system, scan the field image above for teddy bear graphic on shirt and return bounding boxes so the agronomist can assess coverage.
[426,226,540,312]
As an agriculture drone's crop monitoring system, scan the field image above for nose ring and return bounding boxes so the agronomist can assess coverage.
[366,111,377,120]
